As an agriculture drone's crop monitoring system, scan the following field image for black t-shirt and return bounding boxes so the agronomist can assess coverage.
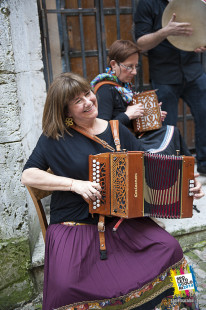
[134,0,203,84]
[23,123,143,224]
[96,83,191,156]
[96,84,131,127]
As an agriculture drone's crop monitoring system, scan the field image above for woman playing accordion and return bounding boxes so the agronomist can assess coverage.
[21,72,203,310]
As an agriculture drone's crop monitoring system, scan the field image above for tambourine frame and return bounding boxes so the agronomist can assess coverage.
[162,0,206,51]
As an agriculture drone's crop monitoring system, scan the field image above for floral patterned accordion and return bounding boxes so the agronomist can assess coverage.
[89,151,195,219]
[132,90,162,133]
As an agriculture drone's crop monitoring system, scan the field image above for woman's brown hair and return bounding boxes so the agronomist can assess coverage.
[108,40,139,65]
[42,72,91,139]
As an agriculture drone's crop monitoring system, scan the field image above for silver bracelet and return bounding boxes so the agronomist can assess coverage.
[68,179,74,191]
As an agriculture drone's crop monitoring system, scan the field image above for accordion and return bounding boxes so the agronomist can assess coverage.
[89,151,195,219]
[131,90,162,133]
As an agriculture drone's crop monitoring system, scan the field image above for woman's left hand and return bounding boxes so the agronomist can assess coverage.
[158,102,167,122]
[190,173,205,199]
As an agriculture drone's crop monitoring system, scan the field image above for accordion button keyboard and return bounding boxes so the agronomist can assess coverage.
[92,160,101,209]
[189,179,195,196]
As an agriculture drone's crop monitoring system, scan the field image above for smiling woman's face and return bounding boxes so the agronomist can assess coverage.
[67,90,98,123]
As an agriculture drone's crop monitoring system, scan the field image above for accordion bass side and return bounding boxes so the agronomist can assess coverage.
[132,90,162,133]
[89,152,195,219]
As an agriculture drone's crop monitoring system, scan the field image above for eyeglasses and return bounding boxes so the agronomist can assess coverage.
[119,63,140,72]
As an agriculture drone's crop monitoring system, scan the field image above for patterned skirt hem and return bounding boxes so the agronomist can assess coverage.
[55,257,186,310]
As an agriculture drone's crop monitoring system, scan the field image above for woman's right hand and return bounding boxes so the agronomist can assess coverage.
[71,180,102,202]
[21,168,101,202]
[125,103,144,120]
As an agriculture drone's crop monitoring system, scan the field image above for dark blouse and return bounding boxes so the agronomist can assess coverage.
[23,123,143,224]
[96,83,191,157]
[96,84,131,127]
[134,0,203,84]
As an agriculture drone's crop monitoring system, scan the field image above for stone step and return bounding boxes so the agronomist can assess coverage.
[159,165,206,247]
[30,211,49,294]
[31,233,45,294]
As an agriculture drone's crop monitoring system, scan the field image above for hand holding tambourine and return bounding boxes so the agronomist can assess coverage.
[162,0,206,51]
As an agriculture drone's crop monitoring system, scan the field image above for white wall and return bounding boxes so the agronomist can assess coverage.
[0,0,46,249]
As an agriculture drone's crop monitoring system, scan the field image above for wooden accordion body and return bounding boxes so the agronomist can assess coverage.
[89,152,195,219]
[132,90,162,133]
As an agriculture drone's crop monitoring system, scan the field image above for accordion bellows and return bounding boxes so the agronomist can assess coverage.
[132,90,162,133]
[89,152,195,219]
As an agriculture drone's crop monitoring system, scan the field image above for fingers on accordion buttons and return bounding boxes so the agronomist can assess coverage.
[92,160,100,209]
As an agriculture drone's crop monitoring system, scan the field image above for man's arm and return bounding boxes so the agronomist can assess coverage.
[137,13,193,52]
[136,29,168,52]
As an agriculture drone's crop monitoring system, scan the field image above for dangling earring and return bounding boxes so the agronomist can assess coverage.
[65,117,74,127]
[111,66,116,75]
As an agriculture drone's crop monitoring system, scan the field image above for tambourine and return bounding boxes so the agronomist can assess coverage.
[162,0,206,51]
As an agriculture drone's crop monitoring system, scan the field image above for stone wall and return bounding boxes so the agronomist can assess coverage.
[0,0,46,308]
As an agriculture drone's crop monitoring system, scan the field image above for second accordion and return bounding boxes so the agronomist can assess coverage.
[131,90,162,133]
[89,151,195,219]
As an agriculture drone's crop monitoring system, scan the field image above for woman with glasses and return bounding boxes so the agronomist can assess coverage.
[91,40,190,156]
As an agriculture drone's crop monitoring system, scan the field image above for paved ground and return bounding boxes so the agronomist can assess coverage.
[157,169,206,309]
[184,241,206,309]
[188,172,206,310]
[15,170,206,310]
[158,169,206,310]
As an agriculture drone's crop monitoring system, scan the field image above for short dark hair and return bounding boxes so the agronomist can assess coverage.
[108,40,139,65]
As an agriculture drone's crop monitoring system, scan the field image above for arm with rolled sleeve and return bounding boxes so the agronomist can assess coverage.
[134,0,167,52]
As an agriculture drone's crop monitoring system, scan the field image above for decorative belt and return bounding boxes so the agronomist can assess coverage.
[61,221,88,226]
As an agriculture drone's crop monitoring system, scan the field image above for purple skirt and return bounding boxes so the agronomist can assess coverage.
[42,217,184,310]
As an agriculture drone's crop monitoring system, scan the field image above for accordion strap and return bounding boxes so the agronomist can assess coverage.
[109,120,121,152]
[72,120,121,260]
[71,123,115,152]
[71,120,121,152]
[98,215,107,260]
[93,81,120,94]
